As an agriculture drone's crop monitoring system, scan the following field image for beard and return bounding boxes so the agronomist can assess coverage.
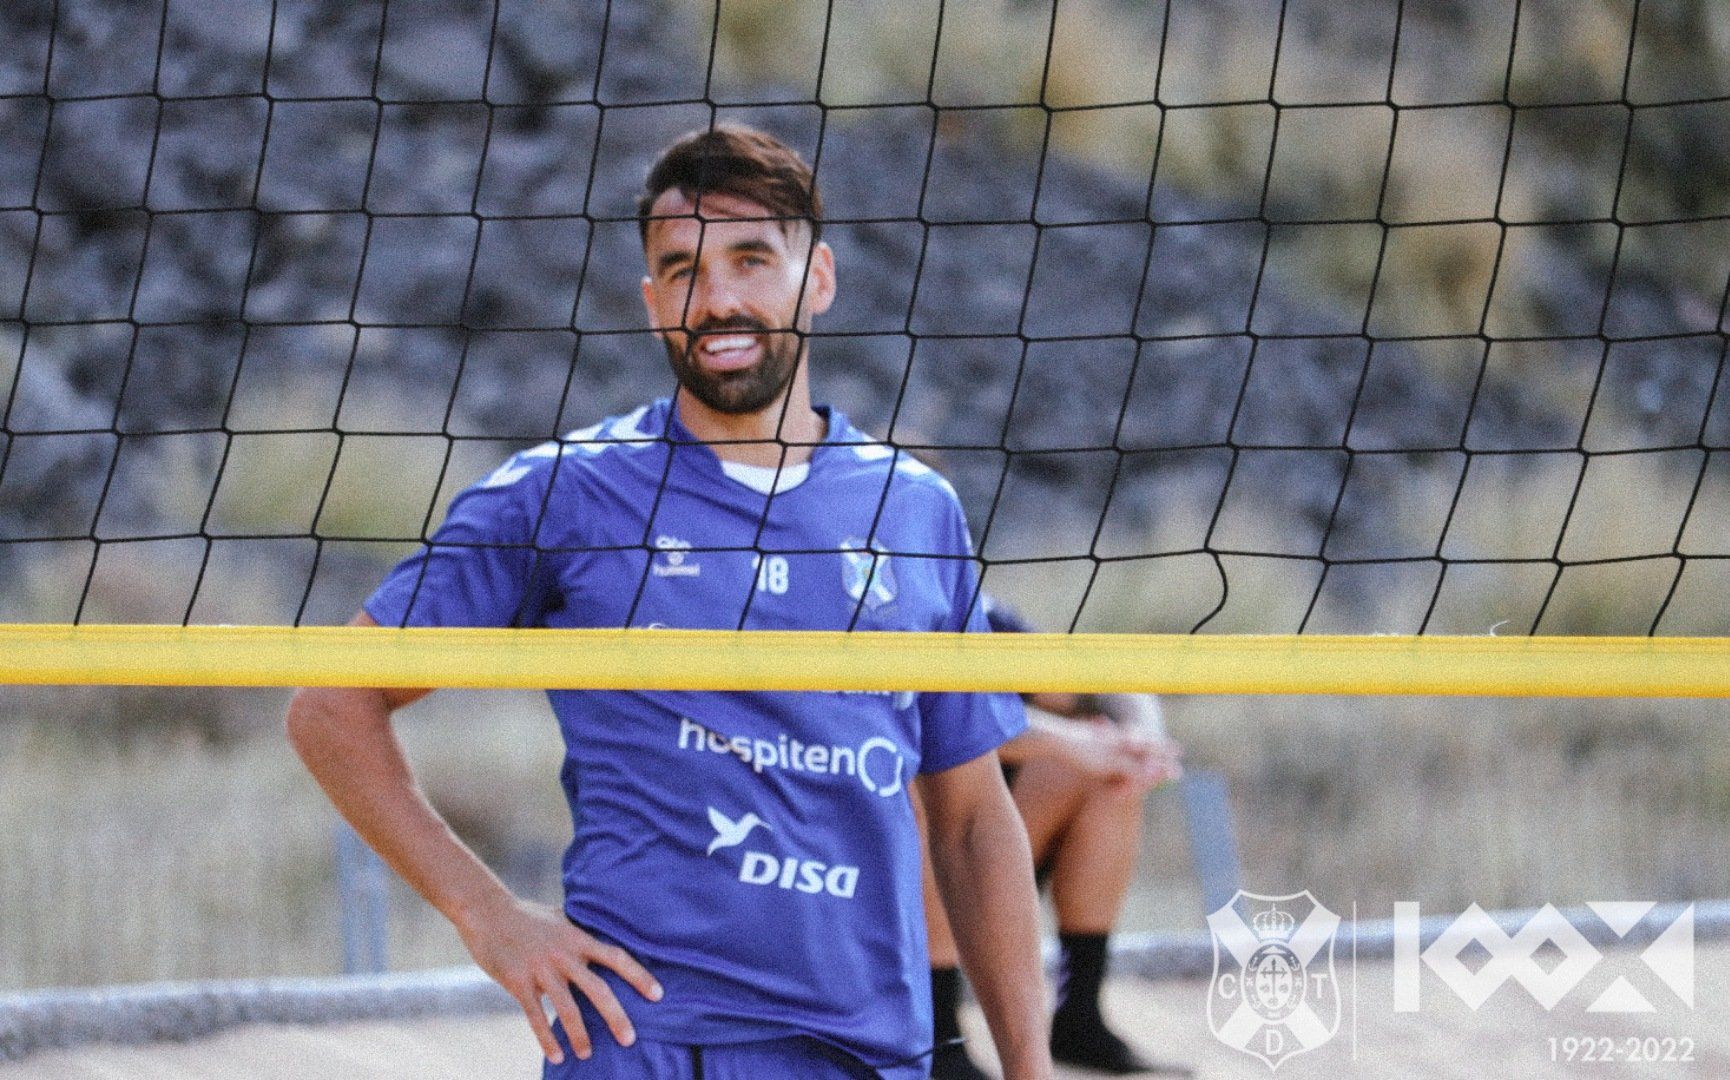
[663,317,803,416]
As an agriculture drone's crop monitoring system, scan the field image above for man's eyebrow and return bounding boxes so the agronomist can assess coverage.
[654,237,778,276]
[653,249,693,276]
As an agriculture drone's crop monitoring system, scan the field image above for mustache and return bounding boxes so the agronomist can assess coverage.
[687,317,770,336]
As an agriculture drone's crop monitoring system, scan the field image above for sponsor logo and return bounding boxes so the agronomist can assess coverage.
[839,538,896,610]
[652,535,701,577]
[1208,891,1341,1070]
[1393,902,1694,1013]
[738,851,860,898]
[705,806,770,855]
[705,804,859,900]
[677,717,906,798]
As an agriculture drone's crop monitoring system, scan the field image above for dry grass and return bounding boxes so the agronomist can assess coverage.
[1162,693,1730,917]
[0,687,567,990]
[3,682,1726,987]
[0,396,495,626]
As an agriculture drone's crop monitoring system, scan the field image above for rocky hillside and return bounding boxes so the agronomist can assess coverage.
[0,0,1724,634]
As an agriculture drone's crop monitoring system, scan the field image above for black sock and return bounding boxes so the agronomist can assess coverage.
[931,965,964,1045]
[1054,931,1109,1024]
[1052,933,1182,1075]
[929,966,993,1080]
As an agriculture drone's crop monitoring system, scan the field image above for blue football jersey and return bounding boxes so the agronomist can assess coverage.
[365,397,1026,1077]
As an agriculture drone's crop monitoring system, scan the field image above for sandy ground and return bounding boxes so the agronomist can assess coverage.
[8,945,1727,1079]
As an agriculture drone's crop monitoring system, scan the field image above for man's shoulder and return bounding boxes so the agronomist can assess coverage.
[473,402,666,494]
[822,428,962,510]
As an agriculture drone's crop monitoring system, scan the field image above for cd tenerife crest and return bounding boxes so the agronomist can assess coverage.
[1208,891,1342,1070]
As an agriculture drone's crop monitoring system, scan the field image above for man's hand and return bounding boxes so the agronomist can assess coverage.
[456,893,664,1064]
[1051,717,1183,795]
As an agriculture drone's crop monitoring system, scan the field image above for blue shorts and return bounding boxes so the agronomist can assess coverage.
[544,1023,883,1079]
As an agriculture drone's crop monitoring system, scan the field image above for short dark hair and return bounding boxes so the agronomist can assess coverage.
[637,124,823,246]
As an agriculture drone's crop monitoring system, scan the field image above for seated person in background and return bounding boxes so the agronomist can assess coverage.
[916,599,1187,1079]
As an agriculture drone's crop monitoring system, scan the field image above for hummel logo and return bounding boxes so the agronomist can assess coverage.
[706,806,770,855]
[653,535,702,577]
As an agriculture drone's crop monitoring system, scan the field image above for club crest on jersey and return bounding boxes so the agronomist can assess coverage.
[839,538,896,611]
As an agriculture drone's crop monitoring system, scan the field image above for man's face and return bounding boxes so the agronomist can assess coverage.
[640,188,835,416]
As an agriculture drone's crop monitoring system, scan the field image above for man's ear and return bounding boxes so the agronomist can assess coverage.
[641,275,662,337]
[805,240,837,317]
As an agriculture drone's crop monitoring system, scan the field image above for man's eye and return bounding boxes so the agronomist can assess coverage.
[667,267,692,281]
[741,255,768,268]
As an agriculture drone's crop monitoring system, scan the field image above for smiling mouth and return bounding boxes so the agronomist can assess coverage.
[694,333,762,372]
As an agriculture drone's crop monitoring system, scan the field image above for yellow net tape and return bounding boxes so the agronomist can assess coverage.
[1,625,1727,697]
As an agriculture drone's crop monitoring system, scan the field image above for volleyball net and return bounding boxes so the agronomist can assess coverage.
[2,0,1728,698]
[6,3,1730,1061]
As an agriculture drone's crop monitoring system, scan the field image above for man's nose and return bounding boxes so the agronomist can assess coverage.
[685,267,743,327]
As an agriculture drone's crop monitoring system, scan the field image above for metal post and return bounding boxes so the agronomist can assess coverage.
[1180,768,1245,922]
[335,822,389,975]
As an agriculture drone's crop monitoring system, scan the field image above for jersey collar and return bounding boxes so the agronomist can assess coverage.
[662,396,858,483]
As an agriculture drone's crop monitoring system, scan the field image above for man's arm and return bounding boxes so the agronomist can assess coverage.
[918,753,1053,1080]
[999,705,1182,793]
[285,612,662,1064]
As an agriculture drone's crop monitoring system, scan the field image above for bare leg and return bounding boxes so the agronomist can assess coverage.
[1007,754,1092,868]
[1047,783,1144,933]
[1030,769,1175,1075]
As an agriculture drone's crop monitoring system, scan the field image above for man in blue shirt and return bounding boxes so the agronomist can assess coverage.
[287,124,1052,1080]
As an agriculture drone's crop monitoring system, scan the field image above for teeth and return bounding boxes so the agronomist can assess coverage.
[701,335,755,353]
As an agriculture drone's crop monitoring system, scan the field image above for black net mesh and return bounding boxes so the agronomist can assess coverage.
[1,0,1727,640]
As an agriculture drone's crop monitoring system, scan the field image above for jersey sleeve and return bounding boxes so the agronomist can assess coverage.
[364,455,554,629]
[916,493,1028,774]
